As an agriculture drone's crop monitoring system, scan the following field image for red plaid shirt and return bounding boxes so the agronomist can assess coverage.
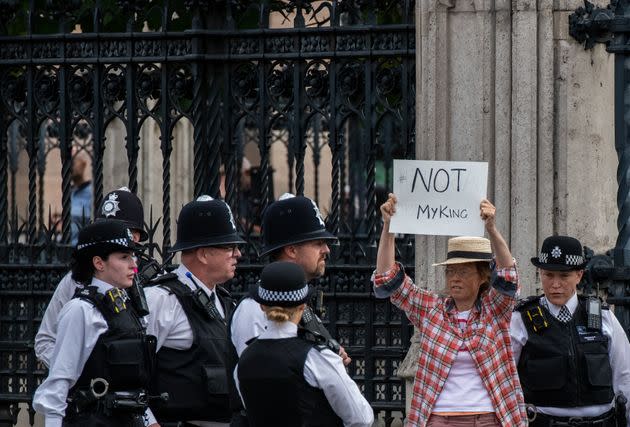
[373,262,527,427]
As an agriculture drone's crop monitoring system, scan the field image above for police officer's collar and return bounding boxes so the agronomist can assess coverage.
[262,320,298,339]
[174,264,215,298]
[90,277,126,297]
[541,292,578,316]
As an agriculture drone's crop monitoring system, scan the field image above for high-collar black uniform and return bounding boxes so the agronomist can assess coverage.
[516,295,614,407]
[147,273,234,423]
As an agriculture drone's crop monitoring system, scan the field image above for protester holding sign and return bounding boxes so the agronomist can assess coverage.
[372,194,526,427]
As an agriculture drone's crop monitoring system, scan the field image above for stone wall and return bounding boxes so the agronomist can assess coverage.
[414,0,618,296]
[398,0,619,414]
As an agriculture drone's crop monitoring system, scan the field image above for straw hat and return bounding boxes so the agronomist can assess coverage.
[432,236,493,266]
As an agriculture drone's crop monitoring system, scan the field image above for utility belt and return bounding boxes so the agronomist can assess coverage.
[67,378,168,417]
[527,408,617,427]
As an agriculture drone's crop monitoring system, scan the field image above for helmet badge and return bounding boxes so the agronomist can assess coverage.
[102,193,120,218]
[310,200,325,227]
[226,204,237,231]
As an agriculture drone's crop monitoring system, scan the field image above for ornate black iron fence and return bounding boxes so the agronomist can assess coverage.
[0,1,416,425]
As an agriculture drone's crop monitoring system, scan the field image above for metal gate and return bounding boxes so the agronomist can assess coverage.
[0,1,416,425]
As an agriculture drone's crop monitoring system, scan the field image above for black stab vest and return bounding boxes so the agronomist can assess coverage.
[226,286,341,414]
[70,286,155,393]
[147,274,233,423]
[516,295,614,407]
[226,283,258,413]
[237,335,344,427]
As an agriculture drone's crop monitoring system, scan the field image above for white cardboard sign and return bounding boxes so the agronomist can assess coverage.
[390,160,488,236]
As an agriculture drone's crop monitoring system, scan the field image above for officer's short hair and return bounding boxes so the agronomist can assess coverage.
[269,248,284,262]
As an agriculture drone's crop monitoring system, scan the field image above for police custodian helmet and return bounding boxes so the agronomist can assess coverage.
[260,193,336,257]
[170,196,246,252]
[97,187,148,242]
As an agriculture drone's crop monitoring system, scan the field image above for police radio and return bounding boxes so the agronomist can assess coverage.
[586,297,602,331]
[185,272,223,322]
[128,252,173,317]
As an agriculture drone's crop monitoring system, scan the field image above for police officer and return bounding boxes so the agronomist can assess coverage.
[235,261,374,427]
[35,187,150,367]
[228,193,349,426]
[230,193,347,358]
[32,220,158,427]
[144,196,244,427]
[511,235,630,426]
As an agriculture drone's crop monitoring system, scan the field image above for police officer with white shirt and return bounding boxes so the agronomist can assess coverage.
[227,194,349,426]
[32,220,158,427]
[229,194,341,357]
[144,196,244,427]
[35,187,150,368]
[235,261,374,427]
[511,235,630,427]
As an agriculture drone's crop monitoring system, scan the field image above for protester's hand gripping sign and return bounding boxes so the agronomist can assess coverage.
[390,160,488,237]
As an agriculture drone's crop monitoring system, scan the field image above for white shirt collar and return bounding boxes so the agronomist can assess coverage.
[259,320,298,339]
[542,291,578,316]
[90,277,118,294]
[175,264,214,298]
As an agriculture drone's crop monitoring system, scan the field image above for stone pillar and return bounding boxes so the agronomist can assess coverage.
[401,0,618,414]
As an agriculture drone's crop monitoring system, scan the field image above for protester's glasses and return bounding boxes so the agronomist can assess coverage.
[444,266,475,278]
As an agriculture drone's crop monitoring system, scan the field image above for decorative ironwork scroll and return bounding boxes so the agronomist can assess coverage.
[0,1,416,425]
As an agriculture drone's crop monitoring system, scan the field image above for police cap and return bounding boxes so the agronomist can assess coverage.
[253,261,310,308]
[76,219,137,258]
[531,235,587,271]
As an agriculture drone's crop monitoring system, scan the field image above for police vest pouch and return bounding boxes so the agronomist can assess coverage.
[105,338,148,389]
[202,365,228,396]
[585,353,614,387]
[524,356,566,391]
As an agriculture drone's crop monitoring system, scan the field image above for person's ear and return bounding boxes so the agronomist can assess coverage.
[283,245,299,260]
[195,247,209,265]
[92,255,105,272]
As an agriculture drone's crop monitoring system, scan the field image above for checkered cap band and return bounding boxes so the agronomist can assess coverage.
[257,284,309,303]
[565,254,584,266]
[77,237,131,250]
[537,251,583,266]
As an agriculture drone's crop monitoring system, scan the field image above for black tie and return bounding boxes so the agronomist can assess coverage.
[208,292,223,320]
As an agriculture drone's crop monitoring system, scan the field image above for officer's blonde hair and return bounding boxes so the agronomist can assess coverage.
[262,305,301,323]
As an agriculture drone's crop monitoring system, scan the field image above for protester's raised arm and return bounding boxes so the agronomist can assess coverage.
[376,194,397,274]
[480,199,512,269]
